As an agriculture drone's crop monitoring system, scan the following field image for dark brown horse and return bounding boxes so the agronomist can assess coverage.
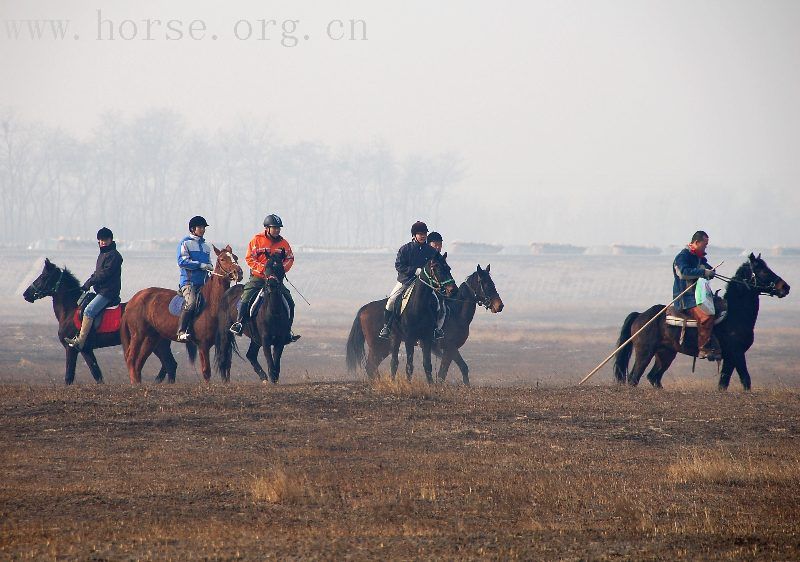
[346,264,504,385]
[215,250,292,383]
[120,245,242,384]
[22,258,177,385]
[614,253,790,390]
[346,254,457,382]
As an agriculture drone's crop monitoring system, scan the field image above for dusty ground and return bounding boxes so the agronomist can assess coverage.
[1,381,799,560]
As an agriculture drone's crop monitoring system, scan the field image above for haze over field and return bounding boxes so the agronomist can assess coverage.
[2,1,798,248]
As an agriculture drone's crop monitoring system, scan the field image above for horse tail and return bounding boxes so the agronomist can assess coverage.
[613,312,640,383]
[186,342,198,364]
[346,308,366,373]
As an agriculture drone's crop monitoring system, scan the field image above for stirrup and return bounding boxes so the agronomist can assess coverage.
[378,325,391,339]
[229,322,243,336]
[434,328,445,340]
[64,336,82,350]
[176,332,191,343]
[286,333,301,344]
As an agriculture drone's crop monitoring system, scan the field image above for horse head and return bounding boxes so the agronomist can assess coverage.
[263,249,287,289]
[423,252,457,297]
[745,253,790,298]
[467,264,504,313]
[23,258,71,302]
[213,245,244,283]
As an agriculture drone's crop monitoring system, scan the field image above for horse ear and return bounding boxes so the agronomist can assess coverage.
[477,264,482,272]
[225,244,232,252]
[486,264,491,272]
[213,245,221,255]
[757,252,761,260]
[442,251,447,260]
[748,252,756,262]
[44,258,52,267]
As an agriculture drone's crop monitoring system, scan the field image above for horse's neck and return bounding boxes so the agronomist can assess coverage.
[201,275,230,312]
[455,282,478,324]
[52,290,77,323]
[409,278,434,313]
[725,284,760,328]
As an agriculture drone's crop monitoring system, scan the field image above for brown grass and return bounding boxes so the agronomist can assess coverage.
[250,467,306,504]
[667,446,800,485]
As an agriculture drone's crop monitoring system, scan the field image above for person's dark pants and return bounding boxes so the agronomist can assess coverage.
[238,276,295,327]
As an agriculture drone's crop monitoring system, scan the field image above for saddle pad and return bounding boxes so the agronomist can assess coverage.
[168,293,205,317]
[666,311,727,328]
[73,305,122,334]
[400,283,415,315]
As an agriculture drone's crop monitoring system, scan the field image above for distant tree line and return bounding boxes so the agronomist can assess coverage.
[0,108,462,248]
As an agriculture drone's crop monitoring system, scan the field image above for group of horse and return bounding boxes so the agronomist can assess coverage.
[22,247,789,391]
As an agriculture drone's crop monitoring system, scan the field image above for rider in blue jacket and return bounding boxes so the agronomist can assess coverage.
[176,216,214,342]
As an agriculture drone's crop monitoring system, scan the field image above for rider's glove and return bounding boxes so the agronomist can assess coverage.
[201,263,214,272]
[703,268,715,279]
[415,268,422,275]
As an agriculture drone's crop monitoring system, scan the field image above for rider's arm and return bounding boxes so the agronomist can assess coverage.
[394,245,415,278]
[90,252,122,284]
[281,241,295,273]
[674,251,708,280]
[246,238,265,275]
[177,240,201,270]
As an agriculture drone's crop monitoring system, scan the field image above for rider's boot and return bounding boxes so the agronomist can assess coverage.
[65,315,93,351]
[379,309,394,339]
[176,308,194,342]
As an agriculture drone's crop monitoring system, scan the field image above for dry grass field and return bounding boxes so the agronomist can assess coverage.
[2,380,799,560]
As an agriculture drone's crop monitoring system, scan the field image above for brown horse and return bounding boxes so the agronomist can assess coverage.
[22,258,178,385]
[346,254,457,382]
[347,264,504,385]
[614,254,790,390]
[120,245,243,383]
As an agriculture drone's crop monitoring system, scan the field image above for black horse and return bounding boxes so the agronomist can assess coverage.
[346,253,457,382]
[216,250,291,384]
[347,264,504,385]
[614,253,790,390]
[22,258,178,385]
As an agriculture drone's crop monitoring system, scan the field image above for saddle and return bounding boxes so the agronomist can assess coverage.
[237,288,290,319]
[73,293,122,334]
[168,293,205,317]
[665,296,728,345]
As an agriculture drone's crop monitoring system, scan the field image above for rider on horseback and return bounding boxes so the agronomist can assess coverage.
[673,230,721,360]
[176,216,214,342]
[379,221,442,340]
[229,214,300,343]
[427,231,447,340]
[65,227,123,351]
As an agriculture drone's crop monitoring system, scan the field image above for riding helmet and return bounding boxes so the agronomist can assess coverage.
[411,221,428,236]
[264,214,284,228]
[189,216,210,231]
[96,227,113,240]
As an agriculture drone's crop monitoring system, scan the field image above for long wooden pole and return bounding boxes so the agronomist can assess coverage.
[578,261,723,386]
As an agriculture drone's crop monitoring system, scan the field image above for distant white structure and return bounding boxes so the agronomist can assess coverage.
[449,241,503,254]
[530,243,587,255]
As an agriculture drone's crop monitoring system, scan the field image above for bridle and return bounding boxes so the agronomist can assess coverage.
[462,272,494,309]
[29,267,79,300]
[715,262,781,297]
[418,259,455,294]
[209,251,241,282]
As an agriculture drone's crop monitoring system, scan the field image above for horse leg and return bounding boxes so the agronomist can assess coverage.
[153,340,178,384]
[437,348,455,383]
[627,342,655,386]
[64,346,79,386]
[645,349,677,389]
[270,344,285,384]
[246,339,269,382]
[404,340,415,381]
[262,342,277,385]
[199,344,212,383]
[453,350,470,386]
[80,348,104,384]
[390,342,401,381]
[733,353,752,391]
[718,355,735,391]
[421,340,434,384]
[365,347,388,380]
[130,334,158,384]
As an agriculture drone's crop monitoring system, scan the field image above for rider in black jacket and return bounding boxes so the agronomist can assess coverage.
[379,221,439,339]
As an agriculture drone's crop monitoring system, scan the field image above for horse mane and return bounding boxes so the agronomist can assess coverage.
[59,266,81,290]
[723,260,754,300]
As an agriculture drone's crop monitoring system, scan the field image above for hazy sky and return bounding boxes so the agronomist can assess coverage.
[2,0,799,247]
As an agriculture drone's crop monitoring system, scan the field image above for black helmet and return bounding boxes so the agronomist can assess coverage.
[427,231,443,243]
[189,216,209,231]
[411,221,428,236]
[264,214,284,228]
[96,227,113,240]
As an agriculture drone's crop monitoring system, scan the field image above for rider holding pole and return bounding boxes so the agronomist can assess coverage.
[673,230,721,360]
